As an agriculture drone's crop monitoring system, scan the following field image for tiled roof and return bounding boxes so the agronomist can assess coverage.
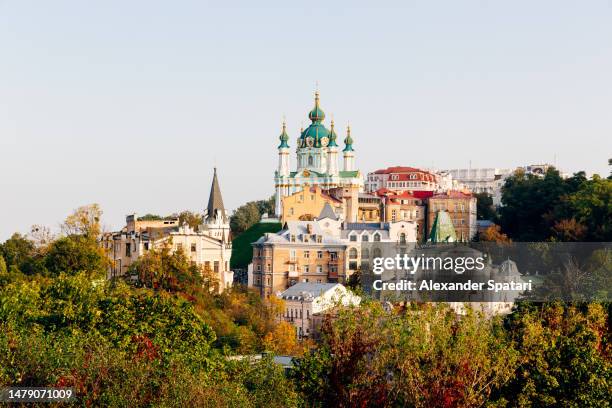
[280,282,340,299]
[431,190,473,199]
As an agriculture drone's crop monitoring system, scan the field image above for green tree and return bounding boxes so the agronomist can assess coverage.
[0,233,35,270]
[498,303,611,407]
[474,192,498,221]
[230,196,276,236]
[44,235,107,277]
[566,175,612,241]
[292,302,518,407]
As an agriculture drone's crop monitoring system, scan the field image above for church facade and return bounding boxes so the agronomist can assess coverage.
[274,91,364,218]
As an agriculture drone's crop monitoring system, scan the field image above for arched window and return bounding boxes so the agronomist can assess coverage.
[373,248,382,259]
[373,233,381,242]
[349,248,358,259]
[399,233,406,244]
[362,248,370,259]
[362,234,369,242]
[308,155,314,166]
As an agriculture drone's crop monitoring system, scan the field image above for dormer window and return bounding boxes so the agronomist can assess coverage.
[373,233,381,242]
[349,234,357,242]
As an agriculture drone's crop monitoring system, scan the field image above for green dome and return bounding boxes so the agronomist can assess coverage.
[328,120,338,147]
[343,125,354,152]
[300,123,329,148]
[278,121,289,148]
[308,91,325,123]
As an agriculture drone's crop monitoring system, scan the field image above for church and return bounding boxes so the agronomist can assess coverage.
[274,91,364,218]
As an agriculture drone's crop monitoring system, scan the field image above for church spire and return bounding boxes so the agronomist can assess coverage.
[278,119,289,148]
[308,91,325,123]
[343,124,354,151]
[328,119,339,147]
[206,167,226,221]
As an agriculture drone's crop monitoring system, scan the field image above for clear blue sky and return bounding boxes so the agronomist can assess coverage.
[1,1,611,240]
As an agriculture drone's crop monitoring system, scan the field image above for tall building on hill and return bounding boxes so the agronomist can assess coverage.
[274,91,364,217]
[101,168,233,292]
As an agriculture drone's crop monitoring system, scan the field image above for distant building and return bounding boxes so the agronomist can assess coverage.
[445,168,512,206]
[366,166,441,193]
[101,168,233,292]
[278,282,360,339]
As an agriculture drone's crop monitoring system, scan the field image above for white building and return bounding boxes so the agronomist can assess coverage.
[278,282,360,338]
[445,168,513,206]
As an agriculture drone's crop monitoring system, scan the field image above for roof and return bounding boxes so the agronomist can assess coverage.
[206,168,225,220]
[345,222,389,230]
[431,190,473,199]
[428,210,457,243]
[253,221,345,246]
[318,202,338,220]
[280,282,340,300]
[374,188,433,200]
[372,166,437,181]
[339,170,359,178]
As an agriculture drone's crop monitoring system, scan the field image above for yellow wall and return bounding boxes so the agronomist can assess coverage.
[281,186,342,223]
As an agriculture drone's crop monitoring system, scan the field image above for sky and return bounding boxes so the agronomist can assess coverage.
[1,0,611,240]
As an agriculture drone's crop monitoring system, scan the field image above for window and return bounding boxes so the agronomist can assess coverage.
[125,243,131,256]
[317,251,323,259]
[373,248,382,258]
[316,265,323,273]
[330,266,337,273]
[349,248,358,259]
[290,234,295,242]
[349,234,357,242]
[362,234,369,242]
[290,249,296,261]
[308,155,313,166]
[144,242,149,251]
[191,243,196,252]
[304,266,310,273]
[362,248,370,259]
[304,251,310,259]
[289,208,294,216]
[400,233,406,244]
[176,243,183,252]
[316,235,322,243]
[205,261,211,271]
[214,261,219,272]
[256,264,262,272]
[330,252,338,260]
[374,233,381,242]
[266,263,271,272]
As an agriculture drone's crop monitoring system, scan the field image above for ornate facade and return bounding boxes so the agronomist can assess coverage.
[274,92,363,217]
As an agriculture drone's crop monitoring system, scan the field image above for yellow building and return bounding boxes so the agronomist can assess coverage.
[281,185,343,223]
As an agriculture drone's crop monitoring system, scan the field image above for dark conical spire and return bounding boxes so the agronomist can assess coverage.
[206,167,226,221]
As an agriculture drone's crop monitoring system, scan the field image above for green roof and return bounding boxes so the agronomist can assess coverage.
[230,222,282,269]
[278,122,289,148]
[339,170,359,178]
[428,211,457,243]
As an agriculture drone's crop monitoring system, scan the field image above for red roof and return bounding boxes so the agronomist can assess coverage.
[371,166,437,182]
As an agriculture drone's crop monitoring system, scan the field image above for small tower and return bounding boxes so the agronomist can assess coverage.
[326,119,339,176]
[275,120,290,216]
[202,168,230,242]
[277,120,290,177]
[343,124,355,171]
